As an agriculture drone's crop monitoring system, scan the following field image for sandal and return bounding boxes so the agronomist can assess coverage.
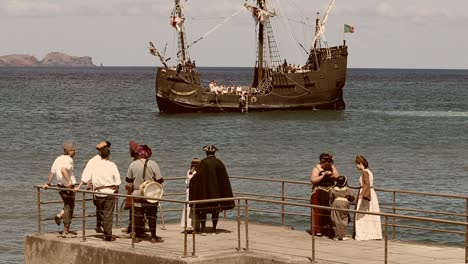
[151,237,164,243]
[61,233,77,238]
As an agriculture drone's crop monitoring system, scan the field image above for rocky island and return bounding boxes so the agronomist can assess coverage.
[0,52,96,67]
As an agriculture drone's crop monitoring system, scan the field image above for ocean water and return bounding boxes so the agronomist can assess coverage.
[0,67,467,263]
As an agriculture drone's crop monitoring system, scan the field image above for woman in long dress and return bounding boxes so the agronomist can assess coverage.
[310,153,340,237]
[180,158,200,231]
[354,155,382,240]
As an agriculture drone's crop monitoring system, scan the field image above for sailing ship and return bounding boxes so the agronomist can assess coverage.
[150,0,348,113]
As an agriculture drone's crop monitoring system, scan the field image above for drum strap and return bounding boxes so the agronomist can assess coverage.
[142,159,150,181]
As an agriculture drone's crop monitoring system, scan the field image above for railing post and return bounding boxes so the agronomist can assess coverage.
[37,187,42,234]
[81,192,86,242]
[311,204,315,262]
[183,201,188,257]
[281,181,285,226]
[245,199,249,252]
[465,198,468,264]
[237,199,241,251]
[392,191,396,240]
[385,215,388,264]
[158,203,167,230]
[192,203,196,257]
[131,198,135,249]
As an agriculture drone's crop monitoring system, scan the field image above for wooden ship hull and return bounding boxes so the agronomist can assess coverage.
[156,47,347,113]
[152,0,348,113]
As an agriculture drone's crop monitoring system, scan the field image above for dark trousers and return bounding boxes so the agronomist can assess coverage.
[94,195,115,240]
[92,197,102,228]
[59,190,75,226]
[135,202,159,239]
[194,209,219,232]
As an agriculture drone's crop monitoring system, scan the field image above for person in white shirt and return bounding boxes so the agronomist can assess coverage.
[41,140,77,238]
[75,141,121,241]
[81,141,111,233]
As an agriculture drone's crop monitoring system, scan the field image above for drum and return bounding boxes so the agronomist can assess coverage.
[140,180,164,203]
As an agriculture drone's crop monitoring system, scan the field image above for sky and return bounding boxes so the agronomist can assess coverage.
[1,0,467,69]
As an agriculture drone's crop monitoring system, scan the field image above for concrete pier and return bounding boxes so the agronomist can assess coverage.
[24,220,465,264]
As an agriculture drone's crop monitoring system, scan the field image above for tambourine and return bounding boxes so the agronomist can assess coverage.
[140,180,164,203]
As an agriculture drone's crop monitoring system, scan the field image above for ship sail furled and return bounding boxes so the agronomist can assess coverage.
[245,0,282,93]
[311,0,336,58]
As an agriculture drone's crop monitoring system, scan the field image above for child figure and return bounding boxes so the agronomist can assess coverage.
[329,175,355,240]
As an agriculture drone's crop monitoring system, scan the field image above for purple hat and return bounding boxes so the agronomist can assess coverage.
[137,144,152,159]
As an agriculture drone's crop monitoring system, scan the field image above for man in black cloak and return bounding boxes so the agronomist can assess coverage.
[189,144,235,234]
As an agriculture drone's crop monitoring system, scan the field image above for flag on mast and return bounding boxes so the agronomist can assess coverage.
[344,24,355,33]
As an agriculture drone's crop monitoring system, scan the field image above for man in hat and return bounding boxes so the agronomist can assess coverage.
[80,140,111,233]
[121,140,145,234]
[74,141,121,241]
[42,140,77,238]
[189,144,235,234]
[125,143,165,243]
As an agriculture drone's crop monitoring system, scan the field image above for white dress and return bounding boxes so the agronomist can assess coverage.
[180,169,195,229]
[355,168,382,240]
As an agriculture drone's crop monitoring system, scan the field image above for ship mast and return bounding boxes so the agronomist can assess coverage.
[256,0,265,87]
[172,0,188,66]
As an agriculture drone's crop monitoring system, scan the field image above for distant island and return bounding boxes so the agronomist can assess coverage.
[0,52,96,67]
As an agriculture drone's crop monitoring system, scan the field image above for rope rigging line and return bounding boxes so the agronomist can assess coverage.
[272,0,309,57]
[186,6,245,50]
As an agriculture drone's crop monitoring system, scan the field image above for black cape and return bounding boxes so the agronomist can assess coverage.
[189,155,235,211]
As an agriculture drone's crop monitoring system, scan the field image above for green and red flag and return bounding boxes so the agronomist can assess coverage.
[344,24,355,33]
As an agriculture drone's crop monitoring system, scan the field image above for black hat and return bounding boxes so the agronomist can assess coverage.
[336,175,348,188]
[203,144,218,152]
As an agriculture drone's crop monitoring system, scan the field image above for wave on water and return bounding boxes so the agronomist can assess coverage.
[368,110,468,117]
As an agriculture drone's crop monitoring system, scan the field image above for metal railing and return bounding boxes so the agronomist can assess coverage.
[35,176,468,263]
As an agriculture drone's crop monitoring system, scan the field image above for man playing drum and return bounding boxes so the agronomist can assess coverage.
[125,143,165,243]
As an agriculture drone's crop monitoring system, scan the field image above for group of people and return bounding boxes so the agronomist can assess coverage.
[310,153,382,241]
[42,140,121,241]
[42,142,381,242]
[42,141,235,242]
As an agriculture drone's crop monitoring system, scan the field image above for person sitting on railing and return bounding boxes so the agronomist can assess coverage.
[189,144,235,235]
[74,141,121,242]
[309,153,340,237]
[330,175,355,241]
[41,140,77,238]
